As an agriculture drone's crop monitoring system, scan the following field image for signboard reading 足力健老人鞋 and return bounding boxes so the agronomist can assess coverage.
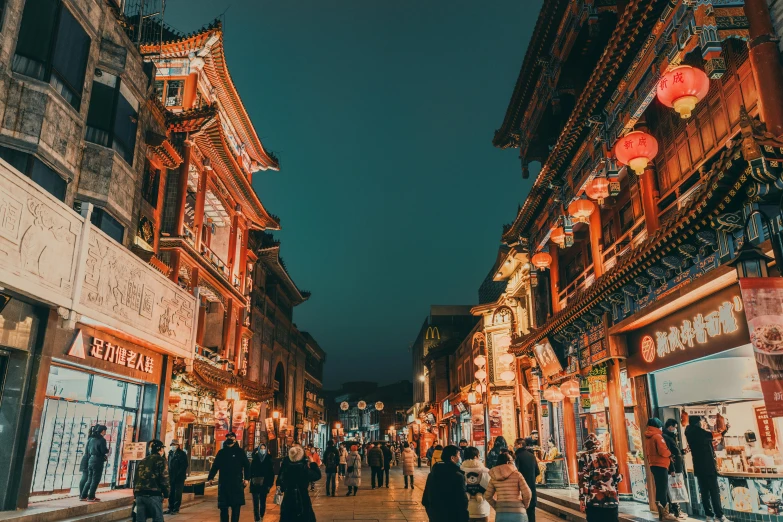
[627,285,749,378]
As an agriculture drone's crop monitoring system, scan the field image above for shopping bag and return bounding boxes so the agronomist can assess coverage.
[668,473,689,503]
[274,487,284,505]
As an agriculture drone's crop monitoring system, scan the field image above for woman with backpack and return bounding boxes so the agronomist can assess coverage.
[344,445,362,496]
[322,440,340,497]
[278,446,321,522]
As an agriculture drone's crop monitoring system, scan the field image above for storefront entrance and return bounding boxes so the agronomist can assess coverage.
[30,365,142,497]
[187,424,215,474]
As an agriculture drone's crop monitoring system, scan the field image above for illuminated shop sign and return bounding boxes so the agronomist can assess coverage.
[67,329,158,376]
[627,285,749,377]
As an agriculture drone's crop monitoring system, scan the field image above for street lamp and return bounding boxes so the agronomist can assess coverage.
[732,210,775,278]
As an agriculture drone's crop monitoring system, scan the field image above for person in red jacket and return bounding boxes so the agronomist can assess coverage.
[645,418,678,521]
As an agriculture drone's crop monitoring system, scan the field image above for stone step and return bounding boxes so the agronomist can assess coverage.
[0,496,134,522]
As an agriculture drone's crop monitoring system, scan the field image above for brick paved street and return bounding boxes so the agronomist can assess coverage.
[162,465,561,522]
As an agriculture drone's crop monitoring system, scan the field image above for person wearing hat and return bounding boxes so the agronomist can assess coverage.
[278,445,321,522]
[133,439,170,522]
[165,440,189,515]
[577,433,622,521]
[208,432,250,522]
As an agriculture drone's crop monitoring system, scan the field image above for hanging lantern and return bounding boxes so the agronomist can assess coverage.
[613,130,659,175]
[179,411,196,424]
[543,387,565,403]
[358,400,367,410]
[550,226,566,247]
[500,370,516,382]
[531,251,552,270]
[168,393,182,407]
[490,393,501,405]
[499,352,515,366]
[584,177,610,205]
[474,355,486,367]
[467,390,477,404]
[559,379,581,400]
[475,369,487,381]
[375,401,384,411]
[567,199,596,224]
[340,401,350,411]
[656,65,710,119]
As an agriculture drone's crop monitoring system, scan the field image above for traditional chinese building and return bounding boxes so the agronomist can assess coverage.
[493,0,783,518]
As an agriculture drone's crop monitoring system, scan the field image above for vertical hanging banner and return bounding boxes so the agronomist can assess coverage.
[739,278,783,417]
[233,400,247,442]
[471,404,485,443]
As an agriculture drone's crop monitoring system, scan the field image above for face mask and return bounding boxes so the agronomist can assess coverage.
[227,439,235,446]
[259,448,267,455]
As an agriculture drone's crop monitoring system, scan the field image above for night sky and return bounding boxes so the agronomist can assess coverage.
[165,1,541,388]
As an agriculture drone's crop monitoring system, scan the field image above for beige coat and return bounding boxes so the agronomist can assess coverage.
[401,447,416,476]
[485,463,532,513]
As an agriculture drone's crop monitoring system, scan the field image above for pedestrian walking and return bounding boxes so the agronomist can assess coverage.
[458,439,469,462]
[207,432,250,522]
[249,442,274,522]
[486,436,508,469]
[165,439,188,515]
[368,442,385,488]
[344,445,362,496]
[425,443,436,466]
[485,452,531,522]
[577,433,622,522]
[685,415,732,522]
[79,424,109,501]
[461,446,490,522]
[645,418,678,521]
[306,444,321,492]
[422,445,469,522]
[338,442,348,478]
[278,446,321,522]
[401,442,416,489]
[513,438,540,522]
[323,440,340,497]
[663,419,688,520]
[428,444,443,468]
[133,439,170,522]
[381,442,393,488]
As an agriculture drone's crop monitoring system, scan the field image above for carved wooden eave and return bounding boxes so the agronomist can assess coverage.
[492,0,569,150]
[192,359,273,402]
[501,0,671,244]
[148,139,183,169]
[141,22,279,171]
[255,242,309,306]
[509,126,783,354]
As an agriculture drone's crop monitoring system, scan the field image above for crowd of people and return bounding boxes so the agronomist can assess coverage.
[74,417,731,522]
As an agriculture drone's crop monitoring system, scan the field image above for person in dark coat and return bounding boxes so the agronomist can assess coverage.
[322,440,340,497]
[249,442,274,521]
[165,440,189,514]
[278,446,321,522]
[685,415,727,521]
[80,424,109,501]
[663,419,687,519]
[514,438,541,522]
[368,444,385,489]
[207,432,250,522]
[422,445,469,522]
[381,442,393,488]
[134,439,170,522]
[486,436,507,470]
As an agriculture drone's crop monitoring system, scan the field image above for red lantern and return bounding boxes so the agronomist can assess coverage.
[531,251,552,270]
[550,226,566,247]
[656,65,709,119]
[567,199,596,224]
[179,411,196,424]
[543,387,564,403]
[614,131,659,175]
[584,177,610,205]
[559,379,581,400]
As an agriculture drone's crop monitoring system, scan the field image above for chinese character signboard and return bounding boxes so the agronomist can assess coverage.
[122,442,147,461]
[533,339,563,378]
[754,405,778,450]
[471,404,485,443]
[739,278,783,417]
[67,327,162,384]
[627,285,749,377]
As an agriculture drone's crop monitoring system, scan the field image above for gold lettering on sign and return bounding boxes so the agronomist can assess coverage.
[89,337,154,374]
[653,298,742,358]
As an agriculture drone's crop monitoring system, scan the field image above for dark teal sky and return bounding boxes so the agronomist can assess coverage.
[166,1,541,388]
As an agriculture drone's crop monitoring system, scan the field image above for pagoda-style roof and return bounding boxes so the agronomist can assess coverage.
[168,105,280,230]
[141,21,279,172]
[192,358,273,402]
[510,122,783,355]
[254,232,310,305]
[501,0,670,245]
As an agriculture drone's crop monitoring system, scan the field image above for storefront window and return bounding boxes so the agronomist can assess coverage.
[91,375,125,407]
[46,366,88,401]
[125,383,140,408]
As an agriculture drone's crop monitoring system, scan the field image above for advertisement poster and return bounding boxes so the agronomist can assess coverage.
[755,406,778,450]
[739,278,783,417]
[265,417,276,440]
[489,406,503,438]
[122,442,147,461]
[533,339,563,378]
[214,400,230,430]
[232,400,247,442]
[471,404,485,443]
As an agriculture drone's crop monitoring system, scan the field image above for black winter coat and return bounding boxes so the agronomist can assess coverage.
[514,448,540,495]
[684,424,717,477]
[207,443,250,507]
[422,461,469,522]
[168,448,189,482]
[381,445,393,467]
[86,435,109,468]
[249,449,275,492]
[486,438,508,469]
[322,447,340,473]
[278,460,320,522]
[662,430,684,474]
[368,447,384,468]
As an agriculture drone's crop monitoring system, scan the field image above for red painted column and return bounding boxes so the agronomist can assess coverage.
[193,168,208,251]
[222,298,235,360]
[549,244,560,314]
[175,142,192,237]
[606,358,631,494]
[640,167,660,235]
[562,397,579,484]
[168,250,181,284]
[746,0,783,136]
[589,208,604,278]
